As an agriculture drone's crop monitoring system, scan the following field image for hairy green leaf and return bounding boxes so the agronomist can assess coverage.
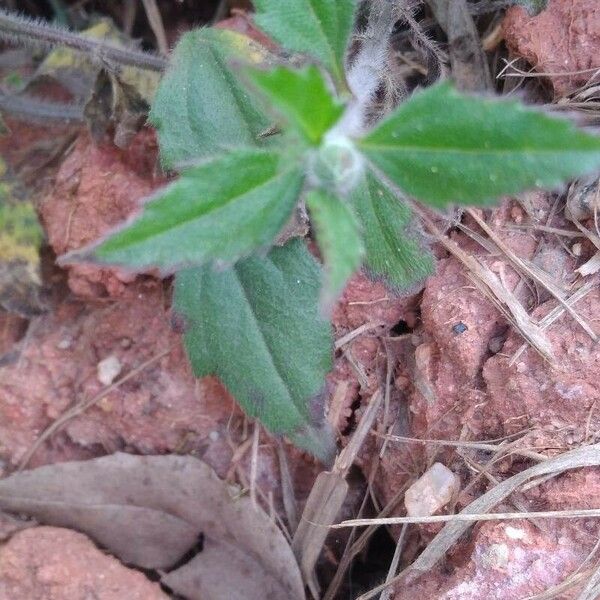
[513,0,548,15]
[245,65,344,145]
[253,0,356,86]
[68,150,303,273]
[174,239,334,462]
[149,28,271,168]
[349,172,434,290]
[360,82,600,206]
[306,189,364,310]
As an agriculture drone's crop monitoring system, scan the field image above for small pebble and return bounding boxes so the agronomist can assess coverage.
[452,322,468,335]
[488,335,506,354]
[57,338,72,350]
[97,355,122,386]
[405,462,459,517]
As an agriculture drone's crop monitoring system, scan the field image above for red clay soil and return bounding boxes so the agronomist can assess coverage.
[1,2,600,598]
[0,527,168,599]
[2,115,598,600]
[503,0,600,97]
[40,129,163,298]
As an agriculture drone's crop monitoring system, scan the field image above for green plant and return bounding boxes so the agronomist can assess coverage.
[10,2,600,461]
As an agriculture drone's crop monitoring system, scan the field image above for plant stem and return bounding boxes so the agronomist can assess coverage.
[0,92,83,122]
[0,9,167,72]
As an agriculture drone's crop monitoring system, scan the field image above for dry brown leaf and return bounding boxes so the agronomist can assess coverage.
[0,453,305,600]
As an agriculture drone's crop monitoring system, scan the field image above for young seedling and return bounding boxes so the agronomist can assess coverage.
[6,1,600,461]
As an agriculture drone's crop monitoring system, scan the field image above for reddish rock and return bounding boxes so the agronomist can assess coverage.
[367,195,599,534]
[394,520,592,599]
[503,0,600,97]
[329,271,422,434]
[481,285,600,447]
[0,282,241,472]
[333,271,420,332]
[40,129,163,298]
[0,527,168,599]
[0,512,32,542]
[0,281,323,518]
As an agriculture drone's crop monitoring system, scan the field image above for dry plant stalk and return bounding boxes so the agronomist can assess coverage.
[292,390,383,598]
[353,442,600,600]
[412,203,554,360]
[0,9,167,71]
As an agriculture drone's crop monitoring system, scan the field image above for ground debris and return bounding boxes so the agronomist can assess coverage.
[404,463,459,518]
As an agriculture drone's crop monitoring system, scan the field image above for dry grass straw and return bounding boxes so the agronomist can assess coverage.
[510,280,596,364]
[335,508,600,528]
[413,205,554,360]
[350,442,600,600]
[323,478,411,600]
[466,208,597,342]
[292,390,383,598]
[141,0,168,55]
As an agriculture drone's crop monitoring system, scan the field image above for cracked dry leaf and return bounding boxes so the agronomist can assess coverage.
[0,453,305,600]
[34,19,160,103]
[32,19,159,145]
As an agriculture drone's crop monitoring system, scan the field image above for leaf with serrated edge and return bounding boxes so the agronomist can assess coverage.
[359,82,600,206]
[349,172,434,290]
[149,28,271,168]
[253,0,356,86]
[63,149,303,274]
[514,0,548,15]
[306,189,364,311]
[174,239,334,462]
[0,453,305,600]
[245,65,344,145]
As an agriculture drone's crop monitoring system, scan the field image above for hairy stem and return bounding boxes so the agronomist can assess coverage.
[338,0,397,137]
[0,9,167,72]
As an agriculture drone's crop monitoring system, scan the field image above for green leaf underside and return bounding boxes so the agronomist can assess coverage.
[306,189,364,309]
[246,65,344,145]
[514,0,548,15]
[349,172,434,290]
[360,82,600,206]
[88,150,303,273]
[149,28,271,168]
[253,0,356,86]
[174,239,334,461]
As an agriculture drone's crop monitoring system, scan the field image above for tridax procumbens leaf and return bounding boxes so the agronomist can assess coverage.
[513,0,548,16]
[349,172,434,290]
[305,189,364,311]
[59,0,600,462]
[359,82,600,206]
[174,239,334,462]
[253,0,356,87]
[245,64,344,145]
[149,28,271,168]
[65,149,303,273]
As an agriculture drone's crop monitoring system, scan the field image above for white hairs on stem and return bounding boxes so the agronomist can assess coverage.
[0,9,167,72]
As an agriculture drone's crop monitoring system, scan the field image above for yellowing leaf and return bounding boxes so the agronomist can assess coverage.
[0,162,45,316]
